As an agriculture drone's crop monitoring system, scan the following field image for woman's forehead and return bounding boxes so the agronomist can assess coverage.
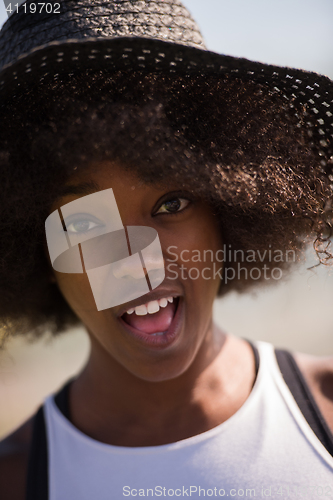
[52,160,185,209]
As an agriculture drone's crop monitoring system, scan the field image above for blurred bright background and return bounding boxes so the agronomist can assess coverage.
[0,0,333,438]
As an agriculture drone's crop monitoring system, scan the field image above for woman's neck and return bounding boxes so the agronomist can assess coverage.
[68,329,256,447]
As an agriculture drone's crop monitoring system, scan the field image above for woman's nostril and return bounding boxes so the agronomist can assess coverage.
[110,253,146,280]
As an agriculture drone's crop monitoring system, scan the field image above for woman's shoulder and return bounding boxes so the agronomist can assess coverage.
[293,351,333,434]
[0,414,35,500]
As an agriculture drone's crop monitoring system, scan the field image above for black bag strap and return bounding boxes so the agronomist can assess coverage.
[275,348,333,456]
[54,379,72,419]
[25,406,48,500]
[25,379,73,500]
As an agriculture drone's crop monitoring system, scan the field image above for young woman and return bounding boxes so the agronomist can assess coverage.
[0,1,333,499]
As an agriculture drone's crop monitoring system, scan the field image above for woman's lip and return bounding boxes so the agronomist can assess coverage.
[118,297,183,349]
[116,287,182,318]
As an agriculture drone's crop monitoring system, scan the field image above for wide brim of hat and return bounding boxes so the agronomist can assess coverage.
[0,35,332,174]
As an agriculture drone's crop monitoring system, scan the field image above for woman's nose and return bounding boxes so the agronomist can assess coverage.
[112,252,165,280]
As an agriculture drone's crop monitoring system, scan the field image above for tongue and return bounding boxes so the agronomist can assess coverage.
[123,301,176,334]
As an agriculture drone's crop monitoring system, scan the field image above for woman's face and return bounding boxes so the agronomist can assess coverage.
[48,161,223,382]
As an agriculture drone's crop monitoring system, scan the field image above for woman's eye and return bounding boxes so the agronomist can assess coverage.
[66,219,101,234]
[155,197,191,215]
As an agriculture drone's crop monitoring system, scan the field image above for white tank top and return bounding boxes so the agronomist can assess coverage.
[43,342,333,499]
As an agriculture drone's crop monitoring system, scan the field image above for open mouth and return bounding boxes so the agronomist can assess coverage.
[120,296,180,337]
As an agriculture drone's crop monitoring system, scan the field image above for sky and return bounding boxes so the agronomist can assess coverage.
[182,0,333,78]
[1,0,333,77]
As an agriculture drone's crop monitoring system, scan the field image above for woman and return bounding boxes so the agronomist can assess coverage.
[0,1,333,499]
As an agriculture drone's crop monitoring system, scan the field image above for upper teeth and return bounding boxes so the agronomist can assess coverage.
[126,296,175,316]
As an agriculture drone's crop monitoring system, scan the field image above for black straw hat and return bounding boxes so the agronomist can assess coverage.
[1,0,333,186]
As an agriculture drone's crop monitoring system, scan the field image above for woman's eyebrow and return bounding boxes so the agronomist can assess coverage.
[58,180,101,198]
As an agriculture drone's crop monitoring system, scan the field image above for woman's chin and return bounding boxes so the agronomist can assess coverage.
[122,353,197,383]
[111,298,204,382]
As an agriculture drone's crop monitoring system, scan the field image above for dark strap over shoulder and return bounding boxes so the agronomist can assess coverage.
[54,380,72,420]
[275,348,333,457]
[25,406,48,500]
[25,380,72,500]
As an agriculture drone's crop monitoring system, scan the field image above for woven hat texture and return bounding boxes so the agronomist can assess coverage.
[0,0,206,69]
[0,0,333,184]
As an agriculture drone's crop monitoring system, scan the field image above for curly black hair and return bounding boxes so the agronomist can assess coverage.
[0,70,332,343]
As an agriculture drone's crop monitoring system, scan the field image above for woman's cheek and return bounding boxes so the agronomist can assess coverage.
[163,218,223,286]
[55,272,96,315]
